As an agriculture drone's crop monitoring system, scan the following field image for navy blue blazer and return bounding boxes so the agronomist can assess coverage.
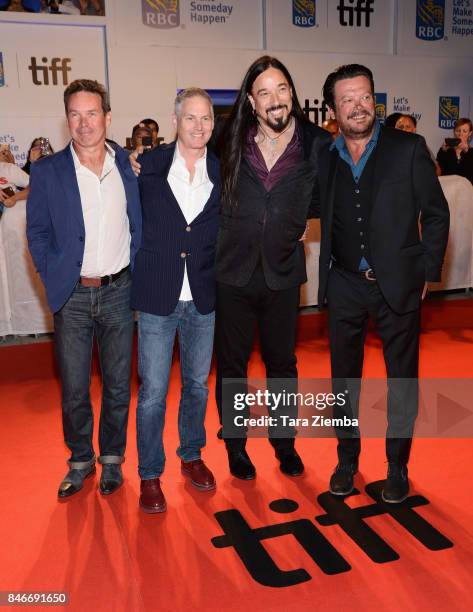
[131,142,221,316]
[26,144,142,313]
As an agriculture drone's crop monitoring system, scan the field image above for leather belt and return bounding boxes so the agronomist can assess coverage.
[79,265,129,288]
[333,263,376,282]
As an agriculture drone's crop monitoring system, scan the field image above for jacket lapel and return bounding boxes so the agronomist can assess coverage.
[324,148,339,235]
[371,129,390,209]
[115,148,140,230]
[53,145,85,232]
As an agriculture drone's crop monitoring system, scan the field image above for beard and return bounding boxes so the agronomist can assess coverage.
[339,110,376,139]
[263,105,291,132]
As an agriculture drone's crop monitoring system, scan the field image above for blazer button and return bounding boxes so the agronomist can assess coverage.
[77,261,82,267]
[186,226,192,232]
[79,236,84,242]
[181,252,186,258]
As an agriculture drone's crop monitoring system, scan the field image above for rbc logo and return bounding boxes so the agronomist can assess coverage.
[439,97,460,129]
[374,92,387,124]
[142,0,180,29]
[416,0,444,41]
[293,0,316,28]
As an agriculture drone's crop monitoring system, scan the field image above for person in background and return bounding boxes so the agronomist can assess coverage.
[394,114,417,133]
[437,118,473,185]
[387,113,440,174]
[384,112,403,129]
[322,118,339,140]
[0,156,29,211]
[131,123,152,151]
[22,137,54,175]
[140,118,160,148]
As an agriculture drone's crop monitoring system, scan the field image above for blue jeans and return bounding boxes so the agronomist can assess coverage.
[54,271,134,463]
[136,302,215,479]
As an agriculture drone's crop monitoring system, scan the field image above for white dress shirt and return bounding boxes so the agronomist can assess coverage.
[167,143,213,301]
[71,142,130,277]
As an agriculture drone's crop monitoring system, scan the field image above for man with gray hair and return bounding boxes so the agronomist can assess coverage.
[131,88,220,513]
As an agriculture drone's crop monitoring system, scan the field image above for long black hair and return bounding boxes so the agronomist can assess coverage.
[219,55,309,209]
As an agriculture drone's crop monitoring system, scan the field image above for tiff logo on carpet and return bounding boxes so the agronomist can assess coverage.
[211,480,453,587]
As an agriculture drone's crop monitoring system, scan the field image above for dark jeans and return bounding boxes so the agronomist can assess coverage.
[54,271,134,463]
[327,266,420,466]
[216,263,300,452]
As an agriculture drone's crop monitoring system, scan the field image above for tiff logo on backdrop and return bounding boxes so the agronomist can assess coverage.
[337,0,375,27]
[28,57,71,86]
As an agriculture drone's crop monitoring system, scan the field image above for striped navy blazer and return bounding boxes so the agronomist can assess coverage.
[131,142,221,316]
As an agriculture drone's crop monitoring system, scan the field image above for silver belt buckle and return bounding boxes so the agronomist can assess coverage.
[365,268,376,281]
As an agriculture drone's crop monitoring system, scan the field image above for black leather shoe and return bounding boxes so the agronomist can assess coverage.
[329,463,358,495]
[382,464,409,503]
[99,463,123,496]
[227,448,256,480]
[58,458,96,498]
[275,448,304,476]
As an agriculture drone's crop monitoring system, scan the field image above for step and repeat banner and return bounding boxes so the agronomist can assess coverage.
[0,1,471,328]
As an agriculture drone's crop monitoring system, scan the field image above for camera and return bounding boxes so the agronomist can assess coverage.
[141,136,153,150]
[38,137,51,157]
[445,138,461,148]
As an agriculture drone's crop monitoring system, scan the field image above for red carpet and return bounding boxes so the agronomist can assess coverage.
[0,298,472,611]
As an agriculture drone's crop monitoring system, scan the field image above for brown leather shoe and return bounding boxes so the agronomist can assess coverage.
[139,478,166,513]
[181,459,216,491]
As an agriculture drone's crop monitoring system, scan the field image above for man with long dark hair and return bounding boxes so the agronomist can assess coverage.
[215,56,330,479]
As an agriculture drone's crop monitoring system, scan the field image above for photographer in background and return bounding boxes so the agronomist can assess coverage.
[131,123,153,152]
[437,118,473,185]
[139,118,160,149]
[22,137,54,175]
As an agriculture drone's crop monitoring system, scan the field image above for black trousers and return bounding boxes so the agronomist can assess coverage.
[327,266,420,466]
[215,263,300,452]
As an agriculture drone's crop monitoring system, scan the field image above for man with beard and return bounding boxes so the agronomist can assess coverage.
[317,64,449,502]
[215,56,331,479]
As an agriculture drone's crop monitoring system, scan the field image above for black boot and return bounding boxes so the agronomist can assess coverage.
[382,463,409,503]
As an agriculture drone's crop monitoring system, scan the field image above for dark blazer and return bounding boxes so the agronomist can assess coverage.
[26,144,142,314]
[131,142,220,316]
[317,127,450,314]
[216,121,331,290]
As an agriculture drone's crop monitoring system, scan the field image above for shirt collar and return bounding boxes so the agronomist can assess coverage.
[173,141,207,167]
[330,118,381,154]
[70,140,115,170]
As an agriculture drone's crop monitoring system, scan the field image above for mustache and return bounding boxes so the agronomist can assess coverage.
[265,104,288,114]
[348,110,370,119]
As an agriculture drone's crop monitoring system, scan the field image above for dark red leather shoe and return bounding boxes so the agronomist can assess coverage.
[181,459,216,491]
[139,478,166,513]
